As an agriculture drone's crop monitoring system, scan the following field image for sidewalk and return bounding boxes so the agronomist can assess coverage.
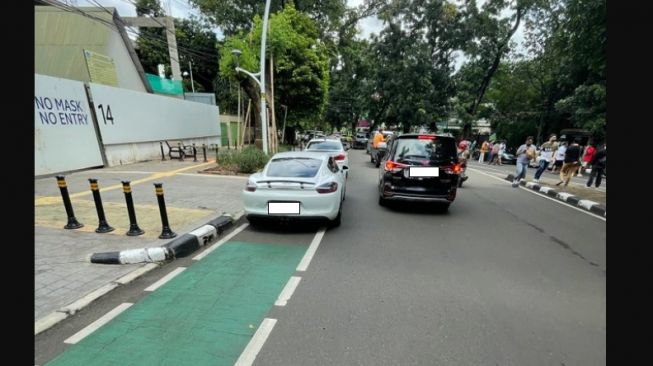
[506,170,606,215]
[35,159,247,333]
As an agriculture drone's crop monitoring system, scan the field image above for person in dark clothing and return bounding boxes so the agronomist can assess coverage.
[586,144,606,188]
[556,137,582,187]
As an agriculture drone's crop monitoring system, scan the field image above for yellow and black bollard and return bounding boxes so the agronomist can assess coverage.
[89,178,114,233]
[56,176,83,229]
[154,183,177,239]
[192,143,198,162]
[122,181,144,236]
[202,143,208,162]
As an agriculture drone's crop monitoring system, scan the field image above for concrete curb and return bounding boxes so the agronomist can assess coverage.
[34,263,160,336]
[505,174,606,217]
[90,212,243,264]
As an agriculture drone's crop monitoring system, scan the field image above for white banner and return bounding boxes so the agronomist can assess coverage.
[35,74,104,176]
[88,83,220,145]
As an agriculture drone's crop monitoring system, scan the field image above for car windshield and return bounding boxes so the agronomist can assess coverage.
[266,158,322,177]
[393,137,457,166]
[306,141,342,151]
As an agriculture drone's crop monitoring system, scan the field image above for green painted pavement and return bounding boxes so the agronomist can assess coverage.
[46,241,306,366]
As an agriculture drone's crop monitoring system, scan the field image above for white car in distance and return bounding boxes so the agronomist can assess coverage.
[304,138,350,178]
[242,151,346,228]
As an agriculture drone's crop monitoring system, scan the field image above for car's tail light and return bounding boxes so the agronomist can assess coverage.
[335,154,346,161]
[418,135,436,140]
[316,182,338,194]
[384,160,408,172]
[245,180,257,192]
[443,164,462,174]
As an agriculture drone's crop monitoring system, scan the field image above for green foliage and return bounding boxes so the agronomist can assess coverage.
[217,147,270,173]
[134,1,219,92]
[219,4,330,135]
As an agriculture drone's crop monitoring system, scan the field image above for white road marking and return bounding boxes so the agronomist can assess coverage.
[63,303,133,344]
[297,228,326,271]
[468,168,606,222]
[192,223,249,260]
[275,276,302,306]
[234,318,278,366]
[144,267,186,292]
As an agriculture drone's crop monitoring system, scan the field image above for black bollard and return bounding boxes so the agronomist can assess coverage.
[154,183,176,239]
[89,178,114,233]
[178,142,184,161]
[202,144,207,162]
[192,143,197,162]
[159,141,166,161]
[56,176,83,229]
[122,181,144,236]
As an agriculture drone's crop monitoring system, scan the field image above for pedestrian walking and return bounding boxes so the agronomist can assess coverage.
[586,144,606,188]
[556,138,582,187]
[512,137,534,187]
[479,140,489,163]
[551,141,567,173]
[533,134,557,182]
[578,141,596,177]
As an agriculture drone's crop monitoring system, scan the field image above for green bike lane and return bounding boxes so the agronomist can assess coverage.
[44,232,314,366]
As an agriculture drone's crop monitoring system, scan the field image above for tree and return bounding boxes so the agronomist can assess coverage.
[134,1,220,93]
[189,0,347,37]
[219,4,330,143]
[454,0,543,138]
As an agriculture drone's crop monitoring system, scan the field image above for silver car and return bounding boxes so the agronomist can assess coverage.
[304,138,350,178]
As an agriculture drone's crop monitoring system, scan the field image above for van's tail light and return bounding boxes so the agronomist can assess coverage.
[384,160,408,172]
[334,154,346,161]
[443,164,462,174]
[245,180,257,192]
[316,182,338,194]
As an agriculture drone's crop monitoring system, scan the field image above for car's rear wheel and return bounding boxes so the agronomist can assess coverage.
[378,195,387,207]
[247,217,263,229]
[330,203,342,228]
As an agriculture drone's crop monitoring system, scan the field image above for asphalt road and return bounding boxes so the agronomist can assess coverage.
[36,149,606,366]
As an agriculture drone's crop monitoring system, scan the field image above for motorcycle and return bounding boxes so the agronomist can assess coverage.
[457,150,469,187]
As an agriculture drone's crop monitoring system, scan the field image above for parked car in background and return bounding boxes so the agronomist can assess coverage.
[500,152,517,165]
[242,151,346,228]
[304,138,350,178]
[354,132,370,149]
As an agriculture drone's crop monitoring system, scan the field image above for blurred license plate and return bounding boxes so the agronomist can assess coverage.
[409,167,439,177]
[268,202,300,215]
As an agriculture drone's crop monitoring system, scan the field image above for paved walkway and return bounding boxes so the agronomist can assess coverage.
[35,159,245,327]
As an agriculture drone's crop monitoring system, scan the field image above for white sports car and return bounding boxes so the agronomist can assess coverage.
[242,151,346,228]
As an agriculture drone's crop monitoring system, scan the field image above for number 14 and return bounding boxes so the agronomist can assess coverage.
[97,104,114,125]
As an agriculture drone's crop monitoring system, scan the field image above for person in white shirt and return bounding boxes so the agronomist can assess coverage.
[533,134,557,182]
[551,141,567,173]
